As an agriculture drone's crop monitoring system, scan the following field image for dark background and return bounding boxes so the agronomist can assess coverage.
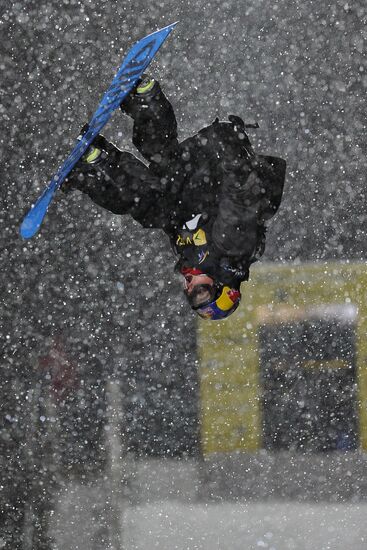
[1,0,366,546]
[260,318,358,452]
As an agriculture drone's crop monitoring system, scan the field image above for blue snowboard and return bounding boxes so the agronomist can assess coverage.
[20,22,177,239]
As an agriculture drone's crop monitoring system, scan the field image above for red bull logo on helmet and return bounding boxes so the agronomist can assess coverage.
[196,286,241,321]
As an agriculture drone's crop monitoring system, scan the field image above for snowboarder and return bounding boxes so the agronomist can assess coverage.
[64,76,286,320]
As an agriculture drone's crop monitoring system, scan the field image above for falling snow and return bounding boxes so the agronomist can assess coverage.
[1,0,367,548]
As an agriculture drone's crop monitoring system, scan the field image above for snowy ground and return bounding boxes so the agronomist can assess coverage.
[56,497,367,550]
[53,457,367,550]
[123,501,367,550]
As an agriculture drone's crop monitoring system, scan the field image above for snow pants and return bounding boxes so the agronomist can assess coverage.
[68,82,181,229]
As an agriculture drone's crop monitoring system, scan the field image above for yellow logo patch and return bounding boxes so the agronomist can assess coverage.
[193,229,207,246]
[176,234,192,246]
[198,251,209,264]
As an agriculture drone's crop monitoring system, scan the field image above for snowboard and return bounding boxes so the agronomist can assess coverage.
[20,22,177,239]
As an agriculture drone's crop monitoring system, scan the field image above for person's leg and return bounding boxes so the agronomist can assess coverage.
[121,76,179,165]
[64,142,169,228]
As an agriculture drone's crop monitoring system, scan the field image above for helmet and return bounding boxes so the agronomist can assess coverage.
[193,284,241,320]
[182,268,241,320]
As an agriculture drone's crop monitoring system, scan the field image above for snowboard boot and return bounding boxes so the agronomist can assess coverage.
[136,74,156,95]
[120,74,161,117]
[72,124,103,165]
[61,125,110,193]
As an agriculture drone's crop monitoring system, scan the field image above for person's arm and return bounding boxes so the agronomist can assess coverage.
[212,149,286,260]
[256,155,287,221]
[212,161,263,259]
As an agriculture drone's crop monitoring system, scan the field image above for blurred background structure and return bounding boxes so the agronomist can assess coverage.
[1,0,366,548]
[199,263,367,505]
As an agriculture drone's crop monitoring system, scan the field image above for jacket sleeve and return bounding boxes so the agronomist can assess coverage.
[212,153,286,260]
[256,155,287,221]
[212,162,264,259]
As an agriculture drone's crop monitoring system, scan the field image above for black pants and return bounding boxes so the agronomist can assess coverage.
[70,83,181,229]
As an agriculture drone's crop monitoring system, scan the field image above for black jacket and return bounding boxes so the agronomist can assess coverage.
[68,81,286,288]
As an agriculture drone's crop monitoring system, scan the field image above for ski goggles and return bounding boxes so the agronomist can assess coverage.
[185,283,217,309]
